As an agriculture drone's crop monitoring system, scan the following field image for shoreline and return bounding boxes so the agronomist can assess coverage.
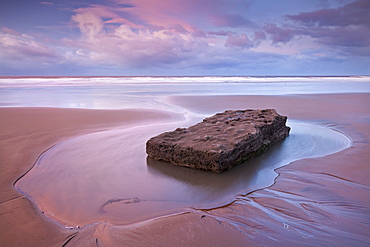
[1,93,369,246]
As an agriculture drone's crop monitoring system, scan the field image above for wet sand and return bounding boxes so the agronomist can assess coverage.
[14,119,350,228]
[1,93,370,246]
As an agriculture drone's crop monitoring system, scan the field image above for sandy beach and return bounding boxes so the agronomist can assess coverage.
[1,93,369,246]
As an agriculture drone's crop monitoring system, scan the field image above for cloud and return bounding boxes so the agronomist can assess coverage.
[0,30,60,61]
[1,27,19,36]
[0,29,63,75]
[253,30,266,41]
[285,0,370,55]
[65,2,258,69]
[75,0,253,32]
[262,23,295,44]
[2,0,369,75]
[48,0,370,73]
[40,2,54,5]
[65,16,209,68]
[108,0,209,31]
[208,30,231,36]
[225,33,254,49]
[72,12,104,38]
[63,6,280,73]
[287,0,370,27]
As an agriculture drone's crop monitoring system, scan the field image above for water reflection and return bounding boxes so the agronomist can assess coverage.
[15,121,350,227]
[146,121,350,208]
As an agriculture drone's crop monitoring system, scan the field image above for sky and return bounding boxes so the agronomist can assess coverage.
[0,0,369,76]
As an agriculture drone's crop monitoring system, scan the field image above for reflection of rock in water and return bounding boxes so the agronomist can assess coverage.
[146,109,290,172]
[147,156,262,189]
[146,139,287,198]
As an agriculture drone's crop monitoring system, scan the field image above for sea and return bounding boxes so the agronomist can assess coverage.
[0,76,369,109]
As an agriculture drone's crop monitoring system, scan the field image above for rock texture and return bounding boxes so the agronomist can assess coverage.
[146,109,290,173]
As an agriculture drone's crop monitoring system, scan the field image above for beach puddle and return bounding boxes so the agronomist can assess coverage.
[15,120,350,227]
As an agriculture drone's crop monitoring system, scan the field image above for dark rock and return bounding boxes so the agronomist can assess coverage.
[146,109,290,173]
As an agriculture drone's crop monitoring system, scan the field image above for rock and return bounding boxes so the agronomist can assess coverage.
[146,109,290,173]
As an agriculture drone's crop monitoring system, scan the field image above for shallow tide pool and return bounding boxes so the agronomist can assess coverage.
[15,119,350,227]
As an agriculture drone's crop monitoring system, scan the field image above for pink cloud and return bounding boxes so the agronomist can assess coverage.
[111,0,202,31]
[74,0,251,33]
[1,27,20,36]
[0,31,60,61]
[73,4,122,20]
[225,34,254,49]
[65,0,252,68]
[65,0,319,69]
[72,4,145,31]
[2,0,369,75]
[104,18,144,29]
[63,20,209,68]
[52,0,370,71]
[208,30,231,36]
[40,2,54,5]
[253,30,266,41]
[262,23,295,44]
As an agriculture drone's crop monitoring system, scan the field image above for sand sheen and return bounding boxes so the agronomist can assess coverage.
[146,109,290,172]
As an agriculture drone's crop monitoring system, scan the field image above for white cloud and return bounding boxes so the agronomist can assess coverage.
[71,12,104,39]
